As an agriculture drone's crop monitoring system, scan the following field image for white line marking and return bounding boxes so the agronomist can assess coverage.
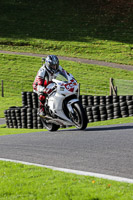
[0,158,133,183]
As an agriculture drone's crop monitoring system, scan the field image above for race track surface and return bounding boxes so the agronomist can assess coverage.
[0,118,5,125]
[0,123,133,179]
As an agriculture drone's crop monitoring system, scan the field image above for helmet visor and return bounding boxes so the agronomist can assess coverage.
[51,64,58,70]
[49,64,58,72]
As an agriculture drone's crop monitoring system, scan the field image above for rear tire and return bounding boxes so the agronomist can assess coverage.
[40,117,60,131]
[71,102,87,130]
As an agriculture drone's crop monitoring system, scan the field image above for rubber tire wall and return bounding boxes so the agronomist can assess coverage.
[4,92,133,128]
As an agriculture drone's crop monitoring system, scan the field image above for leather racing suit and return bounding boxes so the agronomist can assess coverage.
[33,64,76,114]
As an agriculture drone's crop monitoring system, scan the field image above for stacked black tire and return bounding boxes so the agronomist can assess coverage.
[80,95,133,123]
[4,93,133,128]
[4,92,43,129]
[22,92,39,108]
[4,107,43,129]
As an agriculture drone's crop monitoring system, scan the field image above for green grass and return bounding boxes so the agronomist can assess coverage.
[0,114,133,200]
[114,79,133,95]
[87,116,133,127]
[0,96,22,118]
[1,53,133,117]
[0,125,45,136]
[0,1,133,197]
[0,0,133,65]
[1,115,133,136]
[0,160,133,200]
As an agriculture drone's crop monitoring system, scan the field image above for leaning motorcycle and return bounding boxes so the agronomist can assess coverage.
[40,73,87,131]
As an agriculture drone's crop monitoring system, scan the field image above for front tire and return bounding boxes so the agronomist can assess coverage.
[71,102,87,130]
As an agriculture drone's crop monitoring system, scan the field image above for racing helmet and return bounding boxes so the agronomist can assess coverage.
[45,55,59,73]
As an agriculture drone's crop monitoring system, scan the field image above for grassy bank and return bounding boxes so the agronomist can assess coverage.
[0,1,133,198]
[1,116,133,136]
[1,53,133,117]
[0,0,132,65]
[0,160,133,200]
[0,124,45,136]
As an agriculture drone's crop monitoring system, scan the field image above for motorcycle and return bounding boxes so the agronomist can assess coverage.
[40,73,87,131]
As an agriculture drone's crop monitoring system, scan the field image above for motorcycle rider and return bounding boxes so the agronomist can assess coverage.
[33,55,77,115]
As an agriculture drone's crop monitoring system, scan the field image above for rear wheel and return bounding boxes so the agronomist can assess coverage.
[70,102,87,130]
[40,117,60,131]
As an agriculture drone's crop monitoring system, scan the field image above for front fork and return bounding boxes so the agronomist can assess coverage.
[67,99,79,120]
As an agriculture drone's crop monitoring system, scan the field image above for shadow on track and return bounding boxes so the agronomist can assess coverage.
[59,124,133,132]
[85,125,133,132]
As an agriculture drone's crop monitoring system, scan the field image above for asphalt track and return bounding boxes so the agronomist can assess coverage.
[0,118,5,125]
[0,51,133,182]
[0,123,133,181]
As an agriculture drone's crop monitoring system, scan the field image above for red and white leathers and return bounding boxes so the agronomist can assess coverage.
[33,64,76,114]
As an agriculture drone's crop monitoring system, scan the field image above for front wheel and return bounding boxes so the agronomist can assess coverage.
[70,102,87,130]
[40,117,60,131]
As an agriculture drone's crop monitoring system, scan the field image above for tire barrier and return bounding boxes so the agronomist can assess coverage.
[4,92,42,129]
[22,92,39,108]
[4,106,43,129]
[4,92,133,128]
[80,95,133,123]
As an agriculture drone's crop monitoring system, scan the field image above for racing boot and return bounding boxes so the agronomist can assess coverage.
[38,104,46,116]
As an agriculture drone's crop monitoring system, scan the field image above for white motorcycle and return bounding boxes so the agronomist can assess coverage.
[40,73,87,131]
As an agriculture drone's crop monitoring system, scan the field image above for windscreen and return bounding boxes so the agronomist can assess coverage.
[55,72,68,82]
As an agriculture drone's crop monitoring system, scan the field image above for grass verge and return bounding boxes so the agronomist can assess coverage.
[0,0,133,65]
[1,39,133,66]
[0,116,133,136]
[0,125,45,136]
[0,160,133,200]
[1,53,133,117]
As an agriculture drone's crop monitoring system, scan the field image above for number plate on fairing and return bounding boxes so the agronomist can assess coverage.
[60,87,65,91]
